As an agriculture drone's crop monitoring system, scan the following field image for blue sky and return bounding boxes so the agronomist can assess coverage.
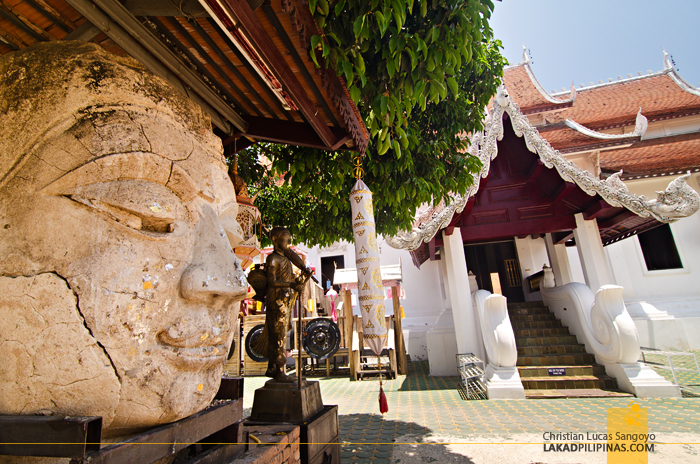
[490,0,699,93]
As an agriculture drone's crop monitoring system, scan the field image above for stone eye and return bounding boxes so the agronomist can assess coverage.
[65,180,187,236]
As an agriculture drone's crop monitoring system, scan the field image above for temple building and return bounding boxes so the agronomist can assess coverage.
[304,48,700,399]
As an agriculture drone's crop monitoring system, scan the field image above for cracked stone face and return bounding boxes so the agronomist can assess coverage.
[0,41,247,436]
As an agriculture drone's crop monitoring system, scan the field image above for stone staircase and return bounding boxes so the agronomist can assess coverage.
[508,301,633,399]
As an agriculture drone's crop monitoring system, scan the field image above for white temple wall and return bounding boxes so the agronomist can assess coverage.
[605,218,700,350]
[565,246,586,284]
[603,174,700,350]
[400,258,445,361]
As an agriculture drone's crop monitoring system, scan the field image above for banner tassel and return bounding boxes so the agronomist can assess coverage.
[378,355,388,414]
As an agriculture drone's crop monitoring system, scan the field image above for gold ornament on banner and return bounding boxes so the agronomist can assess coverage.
[353,156,364,180]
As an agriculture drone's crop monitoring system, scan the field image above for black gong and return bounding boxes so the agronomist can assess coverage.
[302,319,341,361]
[244,324,267,362]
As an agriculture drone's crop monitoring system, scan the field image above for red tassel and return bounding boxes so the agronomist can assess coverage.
[378,386,388,414]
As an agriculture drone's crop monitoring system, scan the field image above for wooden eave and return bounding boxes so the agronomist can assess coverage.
[0,0,367,154]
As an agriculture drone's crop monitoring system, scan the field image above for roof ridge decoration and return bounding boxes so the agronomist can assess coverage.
[386,86,700,251]
[663,48,700,98]
[517,45,576,105]
[549,49,700,97]
[564,108,648,140]
[546,50,700,97]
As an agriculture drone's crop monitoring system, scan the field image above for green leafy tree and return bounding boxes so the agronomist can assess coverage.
[240,0,506,247]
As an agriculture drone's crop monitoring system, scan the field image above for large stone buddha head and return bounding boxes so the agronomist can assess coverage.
[0,41,247,436]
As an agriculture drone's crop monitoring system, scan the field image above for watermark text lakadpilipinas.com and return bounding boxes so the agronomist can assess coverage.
[542,403,653,463]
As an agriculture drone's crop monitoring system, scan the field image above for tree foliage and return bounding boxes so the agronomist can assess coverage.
[239,0,506,247]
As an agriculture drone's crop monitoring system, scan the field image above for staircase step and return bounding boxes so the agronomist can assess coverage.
[508,301,546,310]
[516,335,578,347]
[518,365,607,378]
[508,306,551,316]
[514,327,570,338]
[511,320,564,330]
[520,375,619,390]
[507,302,624,399]
[517,344,587,357]
[525,388,634,399]
[509,313,557,323]
[517,353,597,366]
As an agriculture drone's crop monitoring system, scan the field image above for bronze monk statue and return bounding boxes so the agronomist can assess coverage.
[250,227,313,382]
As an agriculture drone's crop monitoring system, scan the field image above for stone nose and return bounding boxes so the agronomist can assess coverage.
[179,204,247,303]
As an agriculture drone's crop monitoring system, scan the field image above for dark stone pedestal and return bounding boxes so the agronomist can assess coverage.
[249,379,323,424]
[248,379,340,463]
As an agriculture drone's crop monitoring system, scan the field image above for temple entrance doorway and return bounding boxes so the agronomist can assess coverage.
[464,241,525,303]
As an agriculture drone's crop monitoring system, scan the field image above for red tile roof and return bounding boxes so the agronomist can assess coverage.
[600,132,700,179]
[501,65,573,114]
[504,64,700,128]
[546,73,700,129]
[503,63,700,176]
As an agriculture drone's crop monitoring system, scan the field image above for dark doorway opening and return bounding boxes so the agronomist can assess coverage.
[464,241,525,303]
[321,255,345,294]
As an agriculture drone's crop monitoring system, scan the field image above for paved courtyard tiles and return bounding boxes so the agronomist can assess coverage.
[242,361,700,463]
[643,349,700,397]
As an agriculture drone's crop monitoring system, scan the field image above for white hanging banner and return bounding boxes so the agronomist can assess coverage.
[350,179,387,355]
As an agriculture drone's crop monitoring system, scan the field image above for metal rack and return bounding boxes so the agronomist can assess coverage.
[456,353,486,400]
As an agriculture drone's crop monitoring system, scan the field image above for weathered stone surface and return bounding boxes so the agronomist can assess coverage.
[0,41,247,437]
[0,273,120,424]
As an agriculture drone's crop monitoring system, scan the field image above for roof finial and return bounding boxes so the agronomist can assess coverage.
[570,81,577,102]
[663,48,673,70]
[495,85,509,108]
[522,44,529,64]
[635,108,648,136]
